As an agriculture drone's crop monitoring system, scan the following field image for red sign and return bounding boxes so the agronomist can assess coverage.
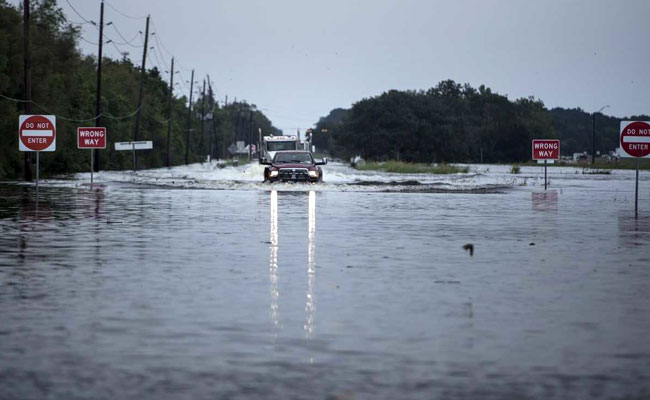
[532,139,560,160]
[19,115,56,152]
[620,121,650,158]
[77,127,107,149]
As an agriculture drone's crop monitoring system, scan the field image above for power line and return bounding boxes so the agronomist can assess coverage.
[108,23,143,48]
[150,19,174,58]
[78,36,99,46]
[65,0,96,27]
[104,0,147,20]
[0,94,142,121]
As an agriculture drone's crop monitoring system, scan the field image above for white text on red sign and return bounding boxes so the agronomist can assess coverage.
[532,139,560,160]
[77,127,106,149]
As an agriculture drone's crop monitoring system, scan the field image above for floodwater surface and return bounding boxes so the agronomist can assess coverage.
[0,163,649,399]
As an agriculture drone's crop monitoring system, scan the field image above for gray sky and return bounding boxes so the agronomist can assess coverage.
[12,0,650,132]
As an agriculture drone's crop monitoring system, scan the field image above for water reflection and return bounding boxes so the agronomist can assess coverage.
[268,190,318,339]
[531,190,558,212]
[617,214,650,248]
[269,190,279,329]
[305,191,316,338]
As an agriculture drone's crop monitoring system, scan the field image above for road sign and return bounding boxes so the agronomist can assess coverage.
[114,141,153,151]
[19,115,56,152]
[532,139,560,160]
[77,127,107,149]
[620,121,650,158]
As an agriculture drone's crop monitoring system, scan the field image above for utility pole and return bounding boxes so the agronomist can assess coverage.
[592,112,596,165]
[248,109,253,160]
[207,76,214,162]
[23,0,32,182]
[166,57,174,167]
[133,15,150,170]
[184,69,194,165]
[199,79,206,160]
[592,105,609,165]
[94,0,104,173]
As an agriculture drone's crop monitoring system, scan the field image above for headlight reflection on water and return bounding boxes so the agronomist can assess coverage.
[305,190,316,338]
[268,190,317,344]
[269,190,279,329]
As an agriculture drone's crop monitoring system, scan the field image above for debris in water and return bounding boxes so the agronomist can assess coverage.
[462,243,474,256]
[529,242,536,246]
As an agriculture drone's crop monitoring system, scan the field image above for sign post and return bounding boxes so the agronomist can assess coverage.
[19,115,56,195]
[115,141,153,171]
[619,121,650,218]
[77,127,107,184]
[532,139,560,190]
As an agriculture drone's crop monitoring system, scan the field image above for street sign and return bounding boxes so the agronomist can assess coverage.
[19,115,56,152]
[620,121,650,158]
[620,121,649,219]
[114,141,153,151]
[77,127,106,149]
[532,139,560,160]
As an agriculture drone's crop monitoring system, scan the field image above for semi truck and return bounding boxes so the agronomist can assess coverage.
[259,135,300,164]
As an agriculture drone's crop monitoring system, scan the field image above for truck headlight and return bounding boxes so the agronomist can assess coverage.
[308,170,319,178]
[270,170,279,177]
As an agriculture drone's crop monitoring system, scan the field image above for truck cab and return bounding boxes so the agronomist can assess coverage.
[260,135,299,164]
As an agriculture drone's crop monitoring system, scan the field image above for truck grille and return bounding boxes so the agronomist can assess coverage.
[278,168,310,181]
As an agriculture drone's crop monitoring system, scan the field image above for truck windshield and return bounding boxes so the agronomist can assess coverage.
[274,152,313,164]
[267,141,296,151]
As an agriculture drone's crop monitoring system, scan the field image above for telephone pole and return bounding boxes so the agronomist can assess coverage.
[133,15,150,170]
[166,57,174,167]
[23,0,32,181]
[94,0,104,172]
[184,69,194,165]
[198,79,205,159]
[248,109,253,160]
[207,76,214,162]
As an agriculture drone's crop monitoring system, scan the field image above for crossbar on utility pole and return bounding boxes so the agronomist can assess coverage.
[184,69,194,165]
[133,15,150,170]
[166,57,174,167]
[23,0,33,182]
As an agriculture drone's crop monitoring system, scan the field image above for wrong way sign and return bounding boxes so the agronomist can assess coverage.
[532,139,560,160]
[19,115,56,152]
[77,127,106,149]
[620,121,650,158]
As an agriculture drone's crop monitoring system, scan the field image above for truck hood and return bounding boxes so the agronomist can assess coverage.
[272,163,314,169]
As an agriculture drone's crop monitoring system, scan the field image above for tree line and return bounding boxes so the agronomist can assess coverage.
[0,0,278,179]
[313,80,648,163]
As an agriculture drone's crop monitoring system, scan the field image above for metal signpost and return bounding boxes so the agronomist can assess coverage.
[115,141,153,172]
[532,139,560,190]
[77,127,106,184]
[619,121,650,218]
[19,115,56,196]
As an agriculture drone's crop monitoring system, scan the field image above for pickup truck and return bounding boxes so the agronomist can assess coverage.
[261,151,327,183]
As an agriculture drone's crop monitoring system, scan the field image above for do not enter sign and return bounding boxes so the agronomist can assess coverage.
[19,115,56,152]
[620,121,650,158]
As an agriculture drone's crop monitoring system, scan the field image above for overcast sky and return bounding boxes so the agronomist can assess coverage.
[10,0,650,132]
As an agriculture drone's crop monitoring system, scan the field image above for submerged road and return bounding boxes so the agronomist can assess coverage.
[0,163,649,399]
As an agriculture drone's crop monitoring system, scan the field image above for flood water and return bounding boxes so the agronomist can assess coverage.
[1,163,649,399]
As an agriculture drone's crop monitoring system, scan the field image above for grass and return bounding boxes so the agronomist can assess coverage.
[582,168,612,175]
[356,161,469,174]
[522,159,650,170]
[510,164,521,174]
